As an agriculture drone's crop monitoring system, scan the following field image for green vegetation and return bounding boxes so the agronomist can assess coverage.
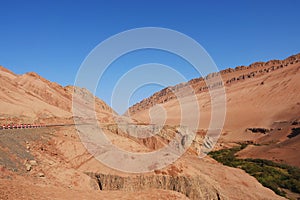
[208,144,300,197]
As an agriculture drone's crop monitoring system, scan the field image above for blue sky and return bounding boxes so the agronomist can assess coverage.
[1,0,300,113]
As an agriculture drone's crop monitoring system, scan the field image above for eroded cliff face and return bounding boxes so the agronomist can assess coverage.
[88,173,222,200]
[103,124,193,151]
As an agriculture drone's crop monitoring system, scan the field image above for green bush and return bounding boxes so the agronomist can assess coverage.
[208,144,300,197]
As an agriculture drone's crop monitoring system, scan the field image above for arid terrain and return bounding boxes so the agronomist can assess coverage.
[0,53,299,199]
[129,53,300,167]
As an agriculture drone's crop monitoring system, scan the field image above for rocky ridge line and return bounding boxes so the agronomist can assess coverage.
[128,53,300,115]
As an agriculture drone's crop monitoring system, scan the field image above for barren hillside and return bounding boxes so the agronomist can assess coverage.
[128,53,300,169]
[0,125,284,200]
[0,67,115,124]
[0,65,288,199]
[129,54,300,131]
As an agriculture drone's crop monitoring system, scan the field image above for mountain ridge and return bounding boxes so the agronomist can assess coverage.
[0,57,296,199]
[0,66,116,124]
[127,52,300,169]
[128,53,300,116]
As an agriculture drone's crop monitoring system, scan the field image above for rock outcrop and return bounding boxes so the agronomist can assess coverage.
[88,173,221,200]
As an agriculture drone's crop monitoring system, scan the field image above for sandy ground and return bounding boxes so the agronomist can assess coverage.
[0,126,285,200]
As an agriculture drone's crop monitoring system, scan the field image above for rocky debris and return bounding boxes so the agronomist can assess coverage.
[25,164,31,171]
[37,172,45,177]
[29,160,37,166]
[48,160,55,165]
[23,160,38,172]
[246,128,272,134]
[0,129,37,172]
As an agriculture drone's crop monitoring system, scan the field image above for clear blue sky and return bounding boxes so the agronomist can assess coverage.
[1,0,300,113]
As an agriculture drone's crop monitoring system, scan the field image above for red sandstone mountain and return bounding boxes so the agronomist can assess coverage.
[0,66,115,124]
[128,53,300,168]
[0,55,298,200]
